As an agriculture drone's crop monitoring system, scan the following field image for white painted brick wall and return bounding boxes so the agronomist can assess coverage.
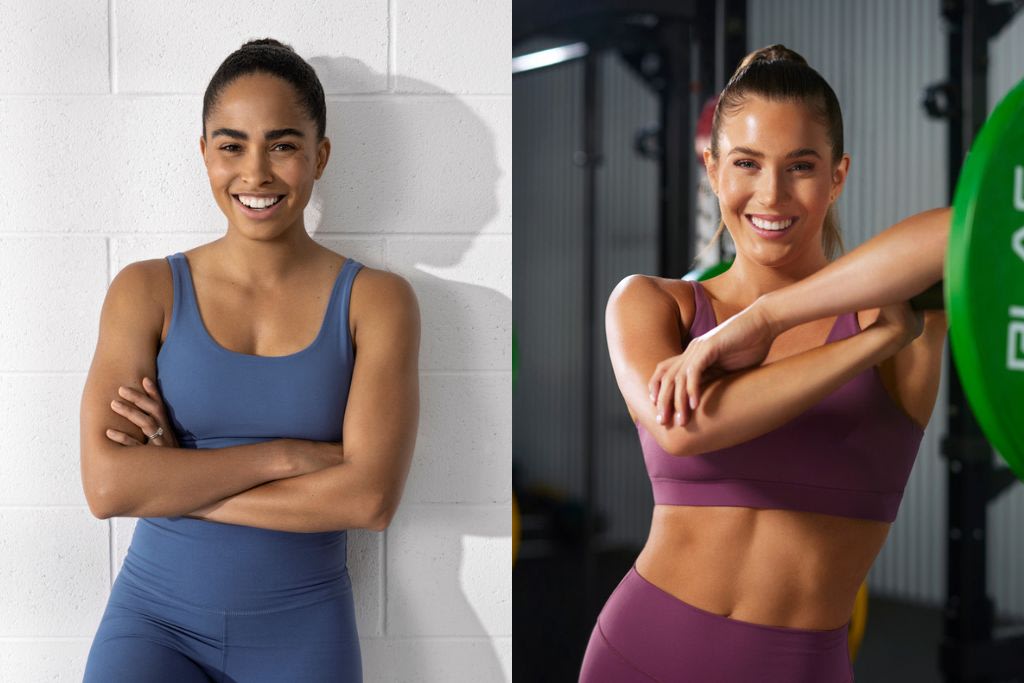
[0,1,511,680]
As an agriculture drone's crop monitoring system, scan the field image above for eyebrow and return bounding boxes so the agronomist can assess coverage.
[728,146,821,159]
[210,127,305,141]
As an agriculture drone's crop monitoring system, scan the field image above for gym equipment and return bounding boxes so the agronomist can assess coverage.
[683,74,1023,480]
[513,493,521,566]
[683,258,733,282]
[946,76,1024,481]
[848,580,869,662]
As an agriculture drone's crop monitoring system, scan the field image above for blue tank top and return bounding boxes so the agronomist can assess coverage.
[638,279,925,524]
[120,251,364,611]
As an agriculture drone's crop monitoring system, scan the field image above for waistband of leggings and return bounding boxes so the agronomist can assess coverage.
[627,563,849,639]
[117,561,353,615]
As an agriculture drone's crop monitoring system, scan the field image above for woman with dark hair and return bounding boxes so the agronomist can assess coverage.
[80,38,420,682]
[579,45,949,681]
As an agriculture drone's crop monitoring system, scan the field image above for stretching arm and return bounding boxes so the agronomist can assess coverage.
[608,275,905,457]
[758,207,950,336]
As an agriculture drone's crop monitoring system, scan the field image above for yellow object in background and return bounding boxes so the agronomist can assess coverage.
[848,580,869,662]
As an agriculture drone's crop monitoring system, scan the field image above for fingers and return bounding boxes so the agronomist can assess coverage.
[648,366,662,412]
[674,371,686,426]
[105,428,143,447]
[686,357,703,415]
[655,366,672,425]
[117,382,165,421]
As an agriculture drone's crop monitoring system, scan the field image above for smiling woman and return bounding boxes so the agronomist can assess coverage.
[79,38,420,683]
[581,44,946,682]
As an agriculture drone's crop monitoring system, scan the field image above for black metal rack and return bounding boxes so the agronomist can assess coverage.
[924,1,1024,681]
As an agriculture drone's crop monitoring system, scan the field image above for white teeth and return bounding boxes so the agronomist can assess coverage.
[750,216,794,231]
[237,195,282,209]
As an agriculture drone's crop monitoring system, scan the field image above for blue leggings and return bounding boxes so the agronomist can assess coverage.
[84,517,362,682]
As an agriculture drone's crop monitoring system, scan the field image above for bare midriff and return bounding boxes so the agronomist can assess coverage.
[634,504,890,631]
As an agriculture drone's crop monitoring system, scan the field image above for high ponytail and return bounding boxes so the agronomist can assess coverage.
[697,44,847,264]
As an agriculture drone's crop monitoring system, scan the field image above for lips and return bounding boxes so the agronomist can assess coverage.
[232,193,287,219]
[745,213,796,239]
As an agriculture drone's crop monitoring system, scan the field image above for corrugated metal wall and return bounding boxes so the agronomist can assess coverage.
[592,51,662,545]
[750,0,1024,620]
[513,58,588,504]
[513,50,661,546]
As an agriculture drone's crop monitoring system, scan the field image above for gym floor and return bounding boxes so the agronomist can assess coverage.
[514,548,1024,682]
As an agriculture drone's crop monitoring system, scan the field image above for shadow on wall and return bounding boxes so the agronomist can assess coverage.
[306,55,509,679]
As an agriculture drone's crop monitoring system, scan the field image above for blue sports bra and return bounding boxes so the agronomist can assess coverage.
[638,279,925,523]
[156,251,363,450]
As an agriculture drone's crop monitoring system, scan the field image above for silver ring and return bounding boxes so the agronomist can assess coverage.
[146,426,164,441]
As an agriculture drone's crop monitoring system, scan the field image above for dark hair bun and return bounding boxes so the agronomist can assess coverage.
[737,44,808,72]
[240,38,294,52]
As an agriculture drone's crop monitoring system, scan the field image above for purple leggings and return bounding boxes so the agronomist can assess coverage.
[579,564,854,682]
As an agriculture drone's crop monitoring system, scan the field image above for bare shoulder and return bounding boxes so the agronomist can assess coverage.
[348,264,420,343]
[108,258,171,319]
[608,273,695,336]
[606,274,695,428]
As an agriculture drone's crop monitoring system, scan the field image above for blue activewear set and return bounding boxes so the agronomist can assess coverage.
[84,252,365,682]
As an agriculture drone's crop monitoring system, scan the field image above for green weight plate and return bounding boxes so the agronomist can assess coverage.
[946,76,1024,480]
[683,259,734,282]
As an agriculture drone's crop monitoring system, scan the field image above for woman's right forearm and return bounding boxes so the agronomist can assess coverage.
[93,439,298,519]
[755,207,949,336]
[666,325,903,456]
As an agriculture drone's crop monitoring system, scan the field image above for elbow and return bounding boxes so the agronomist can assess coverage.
[367,493,398,532]
[85,485,117,520]
[649,425,699,458]
[81,449,124,520]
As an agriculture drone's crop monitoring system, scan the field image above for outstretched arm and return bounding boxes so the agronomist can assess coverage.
[669,207,950,416]
[759,207,950,335]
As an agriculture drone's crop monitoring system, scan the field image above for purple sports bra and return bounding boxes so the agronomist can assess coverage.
[637,279,925,523]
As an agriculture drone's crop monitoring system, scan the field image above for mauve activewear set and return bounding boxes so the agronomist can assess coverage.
[579,278,924,682]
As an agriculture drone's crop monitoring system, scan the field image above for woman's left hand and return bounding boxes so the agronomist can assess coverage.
[106,377,179,448]
[648,300,779,426]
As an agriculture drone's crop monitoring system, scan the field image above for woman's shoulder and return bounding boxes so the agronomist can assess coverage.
[106,257,175,345]
[343,260,419,341]
[608,273,698,336]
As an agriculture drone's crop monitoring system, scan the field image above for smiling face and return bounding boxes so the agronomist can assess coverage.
[704,96,849,268]
[199,72,330,240]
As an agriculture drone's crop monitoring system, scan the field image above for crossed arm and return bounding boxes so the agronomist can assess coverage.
[81,261,420,534]
[661,206,951,422]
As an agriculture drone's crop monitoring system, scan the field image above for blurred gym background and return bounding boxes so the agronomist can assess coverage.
[512,1,1024,681]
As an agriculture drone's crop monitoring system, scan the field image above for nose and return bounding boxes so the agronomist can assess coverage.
[758,167,788,206]
[241,148,274,185]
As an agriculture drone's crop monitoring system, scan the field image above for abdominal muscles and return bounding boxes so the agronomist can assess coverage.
[634,504,890,630]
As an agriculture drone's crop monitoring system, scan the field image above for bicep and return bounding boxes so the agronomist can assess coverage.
[341,269,421,519]
[605,275,691,454]
[80,262,164,504]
